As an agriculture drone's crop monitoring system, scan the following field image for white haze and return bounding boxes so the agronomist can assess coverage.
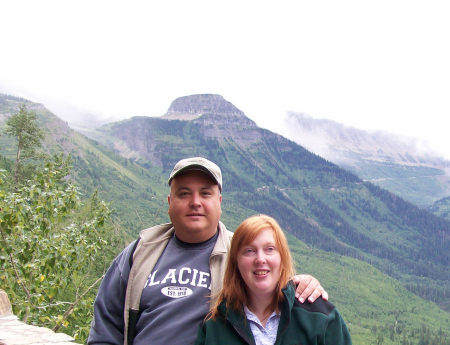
[0,1,449,159]
[280,112,449,167]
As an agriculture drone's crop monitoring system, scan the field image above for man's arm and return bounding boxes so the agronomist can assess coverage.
[291,274,329,304]
[87,241,136,344]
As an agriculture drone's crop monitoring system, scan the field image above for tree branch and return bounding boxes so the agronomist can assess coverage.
[0,223,34,322]
[52,273,105,332]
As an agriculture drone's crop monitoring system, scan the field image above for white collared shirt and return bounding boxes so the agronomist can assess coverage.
[244,306,280,345]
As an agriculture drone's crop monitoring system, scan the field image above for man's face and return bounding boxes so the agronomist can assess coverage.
[168,170,222,243]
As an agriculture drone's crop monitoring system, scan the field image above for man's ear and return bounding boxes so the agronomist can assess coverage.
[167,195,171,205]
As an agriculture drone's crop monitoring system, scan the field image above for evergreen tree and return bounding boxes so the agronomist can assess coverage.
[4,104,45,184]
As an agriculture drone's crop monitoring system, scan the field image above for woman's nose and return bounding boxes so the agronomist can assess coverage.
[255,251,266,264]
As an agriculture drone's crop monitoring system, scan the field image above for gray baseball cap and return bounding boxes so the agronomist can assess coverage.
[168,157,222,192]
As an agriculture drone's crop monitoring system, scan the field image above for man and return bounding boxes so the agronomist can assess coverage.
[88,157,328,345]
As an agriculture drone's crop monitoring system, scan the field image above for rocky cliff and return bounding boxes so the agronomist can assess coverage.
[160,94,256,127]
[0,290,77,344]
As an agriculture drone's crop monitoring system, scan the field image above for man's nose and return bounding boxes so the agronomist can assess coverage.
[189,193,201,207]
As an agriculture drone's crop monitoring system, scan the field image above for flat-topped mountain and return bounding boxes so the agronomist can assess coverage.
[161,94,245,118]
[160,94,256,127]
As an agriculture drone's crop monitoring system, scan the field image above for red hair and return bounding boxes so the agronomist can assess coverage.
[210,215,295,319]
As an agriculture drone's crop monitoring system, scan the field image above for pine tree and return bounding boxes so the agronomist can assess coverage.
[4,104,45,184]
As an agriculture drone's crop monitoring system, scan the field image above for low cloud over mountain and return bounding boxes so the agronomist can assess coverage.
[280,111,450,206]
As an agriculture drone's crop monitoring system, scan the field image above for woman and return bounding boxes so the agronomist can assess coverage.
[195,215,352,345]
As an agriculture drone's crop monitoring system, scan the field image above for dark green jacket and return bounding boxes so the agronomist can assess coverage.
[195,281,352,345]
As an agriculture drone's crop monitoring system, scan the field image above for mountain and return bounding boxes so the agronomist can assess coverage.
[280,111,450,207]
[87,94,450,310]
[1,93,450,343]
[160,94,247,120]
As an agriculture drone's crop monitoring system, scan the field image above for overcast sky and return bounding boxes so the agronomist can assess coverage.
[1,1,449,158]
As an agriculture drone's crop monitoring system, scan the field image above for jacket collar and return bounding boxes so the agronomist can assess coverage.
[218,301,255,345]
[139,221,228,248]
[277,281,296,338]
[218,281,296,345]
[211,221,229,256]
[140,223,174,245]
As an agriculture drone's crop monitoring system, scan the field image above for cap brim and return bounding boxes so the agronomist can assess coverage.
[168,164,221,191]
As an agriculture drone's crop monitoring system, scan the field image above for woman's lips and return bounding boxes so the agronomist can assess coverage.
[254,270,269,276]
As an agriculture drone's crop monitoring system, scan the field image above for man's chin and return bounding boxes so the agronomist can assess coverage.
[178,223,208,234]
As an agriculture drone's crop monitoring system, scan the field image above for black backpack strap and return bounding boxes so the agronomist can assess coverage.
[127,310,139,345]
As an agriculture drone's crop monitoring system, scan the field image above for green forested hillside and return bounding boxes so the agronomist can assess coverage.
[97,115,450,313]
[287,232,450,344]
[430,196,450,222]
[1,94,450,343]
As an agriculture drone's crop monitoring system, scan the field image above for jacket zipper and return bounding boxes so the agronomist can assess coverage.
[227,318,255,345]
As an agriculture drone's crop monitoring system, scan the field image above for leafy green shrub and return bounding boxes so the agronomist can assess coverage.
[0,155,116,343]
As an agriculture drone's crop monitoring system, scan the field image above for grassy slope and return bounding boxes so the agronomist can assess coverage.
[0,100,168,241]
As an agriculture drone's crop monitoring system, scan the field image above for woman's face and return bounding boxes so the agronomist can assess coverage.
[237,228,282,302]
